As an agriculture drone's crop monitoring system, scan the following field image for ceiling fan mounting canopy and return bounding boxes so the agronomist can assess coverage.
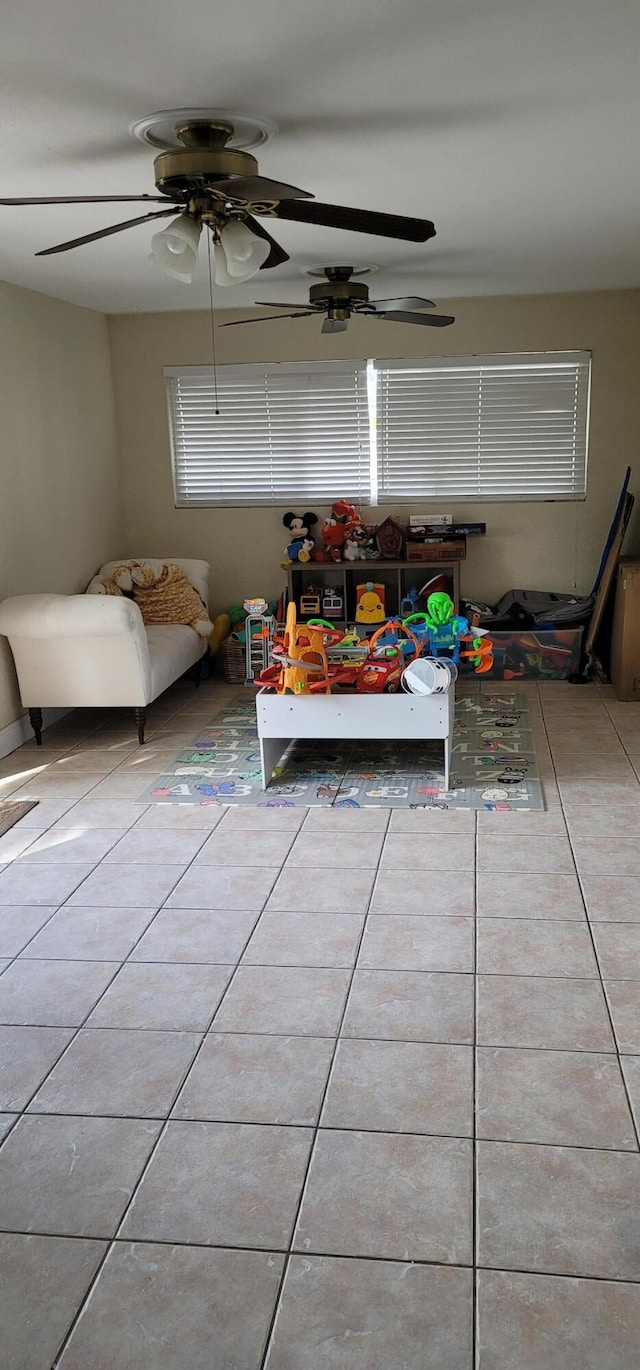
[130,108,278,151]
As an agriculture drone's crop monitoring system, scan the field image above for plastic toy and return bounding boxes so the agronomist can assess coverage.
[322,588,344,617]
[208,612,231,659]
[259,602,343,695]
[300,589,322,616]
[243,597,269,616]
[405,592,469,663]
[368,618,422,660]
[257,607,405,695]
[400,586,422,617]
[244,602,276,682]
[355,581,386,624]
[458,632,494,674]
[402,657,457,694]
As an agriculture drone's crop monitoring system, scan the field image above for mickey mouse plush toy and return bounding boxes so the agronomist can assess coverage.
[282,511,319,563]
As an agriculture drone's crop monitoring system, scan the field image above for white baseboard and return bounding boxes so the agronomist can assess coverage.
[0,707,72,760]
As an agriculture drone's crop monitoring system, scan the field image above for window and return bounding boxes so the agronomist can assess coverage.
[166,360,370,506]
[373,352,590,501]
[166,351,590,506]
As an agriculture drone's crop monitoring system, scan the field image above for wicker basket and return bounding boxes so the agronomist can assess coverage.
[222,635,246,683]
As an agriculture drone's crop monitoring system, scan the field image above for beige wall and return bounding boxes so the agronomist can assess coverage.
[0,280,123,730]
[109,289,640,618]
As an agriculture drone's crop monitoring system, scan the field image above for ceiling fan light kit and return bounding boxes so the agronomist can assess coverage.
[215,218,270,282]
[149,211,201,282]
[0,109,444,313]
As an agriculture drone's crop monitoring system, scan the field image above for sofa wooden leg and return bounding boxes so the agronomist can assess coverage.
[29,708,43,746]
[134,707,147,745]
[193,657,204,689]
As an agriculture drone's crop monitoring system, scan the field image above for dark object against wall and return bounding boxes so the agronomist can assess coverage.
[610,558,640,700]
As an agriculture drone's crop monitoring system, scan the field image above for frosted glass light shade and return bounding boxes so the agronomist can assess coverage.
[215,219,270,283]
[149,214,201,282]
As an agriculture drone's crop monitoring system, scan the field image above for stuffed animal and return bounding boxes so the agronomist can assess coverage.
[343,535,366,561]
[131,561,212,637]
[86,576,123,596]
[282,511,318,563]
[283,536,315,565]
[111,562,138,593]
[332,500,360,525]
[321,517,346,562]
[86,561,138,595]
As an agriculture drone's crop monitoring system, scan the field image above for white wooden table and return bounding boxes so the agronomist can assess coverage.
[256,688,455,791]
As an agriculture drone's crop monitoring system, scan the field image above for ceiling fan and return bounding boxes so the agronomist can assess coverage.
[0,109,438,286]
[221,264,455,331]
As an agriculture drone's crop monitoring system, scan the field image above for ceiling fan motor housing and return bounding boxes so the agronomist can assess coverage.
[309,278,370,309]
[153,146,260,199]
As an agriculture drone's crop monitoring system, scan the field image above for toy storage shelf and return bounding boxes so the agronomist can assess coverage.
[257,689,455,792]
[287,559,461,622]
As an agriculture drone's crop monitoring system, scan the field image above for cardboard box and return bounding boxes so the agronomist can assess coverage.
[406,540,466,563]
[611,558,640,700]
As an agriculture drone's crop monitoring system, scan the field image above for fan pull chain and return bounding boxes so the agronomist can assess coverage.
[206,231,220,415]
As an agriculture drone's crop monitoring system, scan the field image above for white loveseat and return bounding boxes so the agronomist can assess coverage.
[0,558,210,746]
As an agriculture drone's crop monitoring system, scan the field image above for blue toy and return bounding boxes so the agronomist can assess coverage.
[400,586,422,618]
[404,593,470,664]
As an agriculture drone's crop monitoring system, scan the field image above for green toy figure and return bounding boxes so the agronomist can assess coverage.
[423,592,469,662]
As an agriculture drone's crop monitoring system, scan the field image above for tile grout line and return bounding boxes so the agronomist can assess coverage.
[256,805,392,1370]
[3,681,640,1360]
[3,1121,639,1154]
[0,779,251,1141]
[48,848,268,1366]
[539,693,640,1154]
[600,691,640,778]
[2,1226,640,1284]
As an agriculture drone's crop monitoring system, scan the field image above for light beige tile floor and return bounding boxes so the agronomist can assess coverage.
[0,675,639,1368]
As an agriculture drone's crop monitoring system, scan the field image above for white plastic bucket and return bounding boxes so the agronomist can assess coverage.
[401,657,458,695]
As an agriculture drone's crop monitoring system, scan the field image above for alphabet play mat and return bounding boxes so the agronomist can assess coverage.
[137,690,543,810]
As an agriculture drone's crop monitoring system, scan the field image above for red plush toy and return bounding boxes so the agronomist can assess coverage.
[322,517,347,562]
[331,499,360,525]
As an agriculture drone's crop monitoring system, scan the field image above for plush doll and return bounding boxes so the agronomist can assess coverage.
[132,561,213,637]
[331,500,360,525]
[111,562,138,593]
[321,517,346,562]
[345,531,364,558]
[85,561,138,595]
[282,511,318,563]
[86,576,123,596]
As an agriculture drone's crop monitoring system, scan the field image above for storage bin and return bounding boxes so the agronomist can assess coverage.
[462,627,583,680]
[221,636,246,683]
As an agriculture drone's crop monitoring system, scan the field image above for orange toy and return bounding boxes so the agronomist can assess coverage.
[260,603,343,695]
[459,633,494,673]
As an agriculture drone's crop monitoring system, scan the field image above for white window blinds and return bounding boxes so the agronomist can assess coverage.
[166,360,370,506]
[373,352,590,500]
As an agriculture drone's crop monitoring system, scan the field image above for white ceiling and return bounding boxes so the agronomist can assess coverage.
[1,0,639,313]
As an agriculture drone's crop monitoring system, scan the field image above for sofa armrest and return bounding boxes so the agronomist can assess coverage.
[0,594,152,707]
[0,594,145,640]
